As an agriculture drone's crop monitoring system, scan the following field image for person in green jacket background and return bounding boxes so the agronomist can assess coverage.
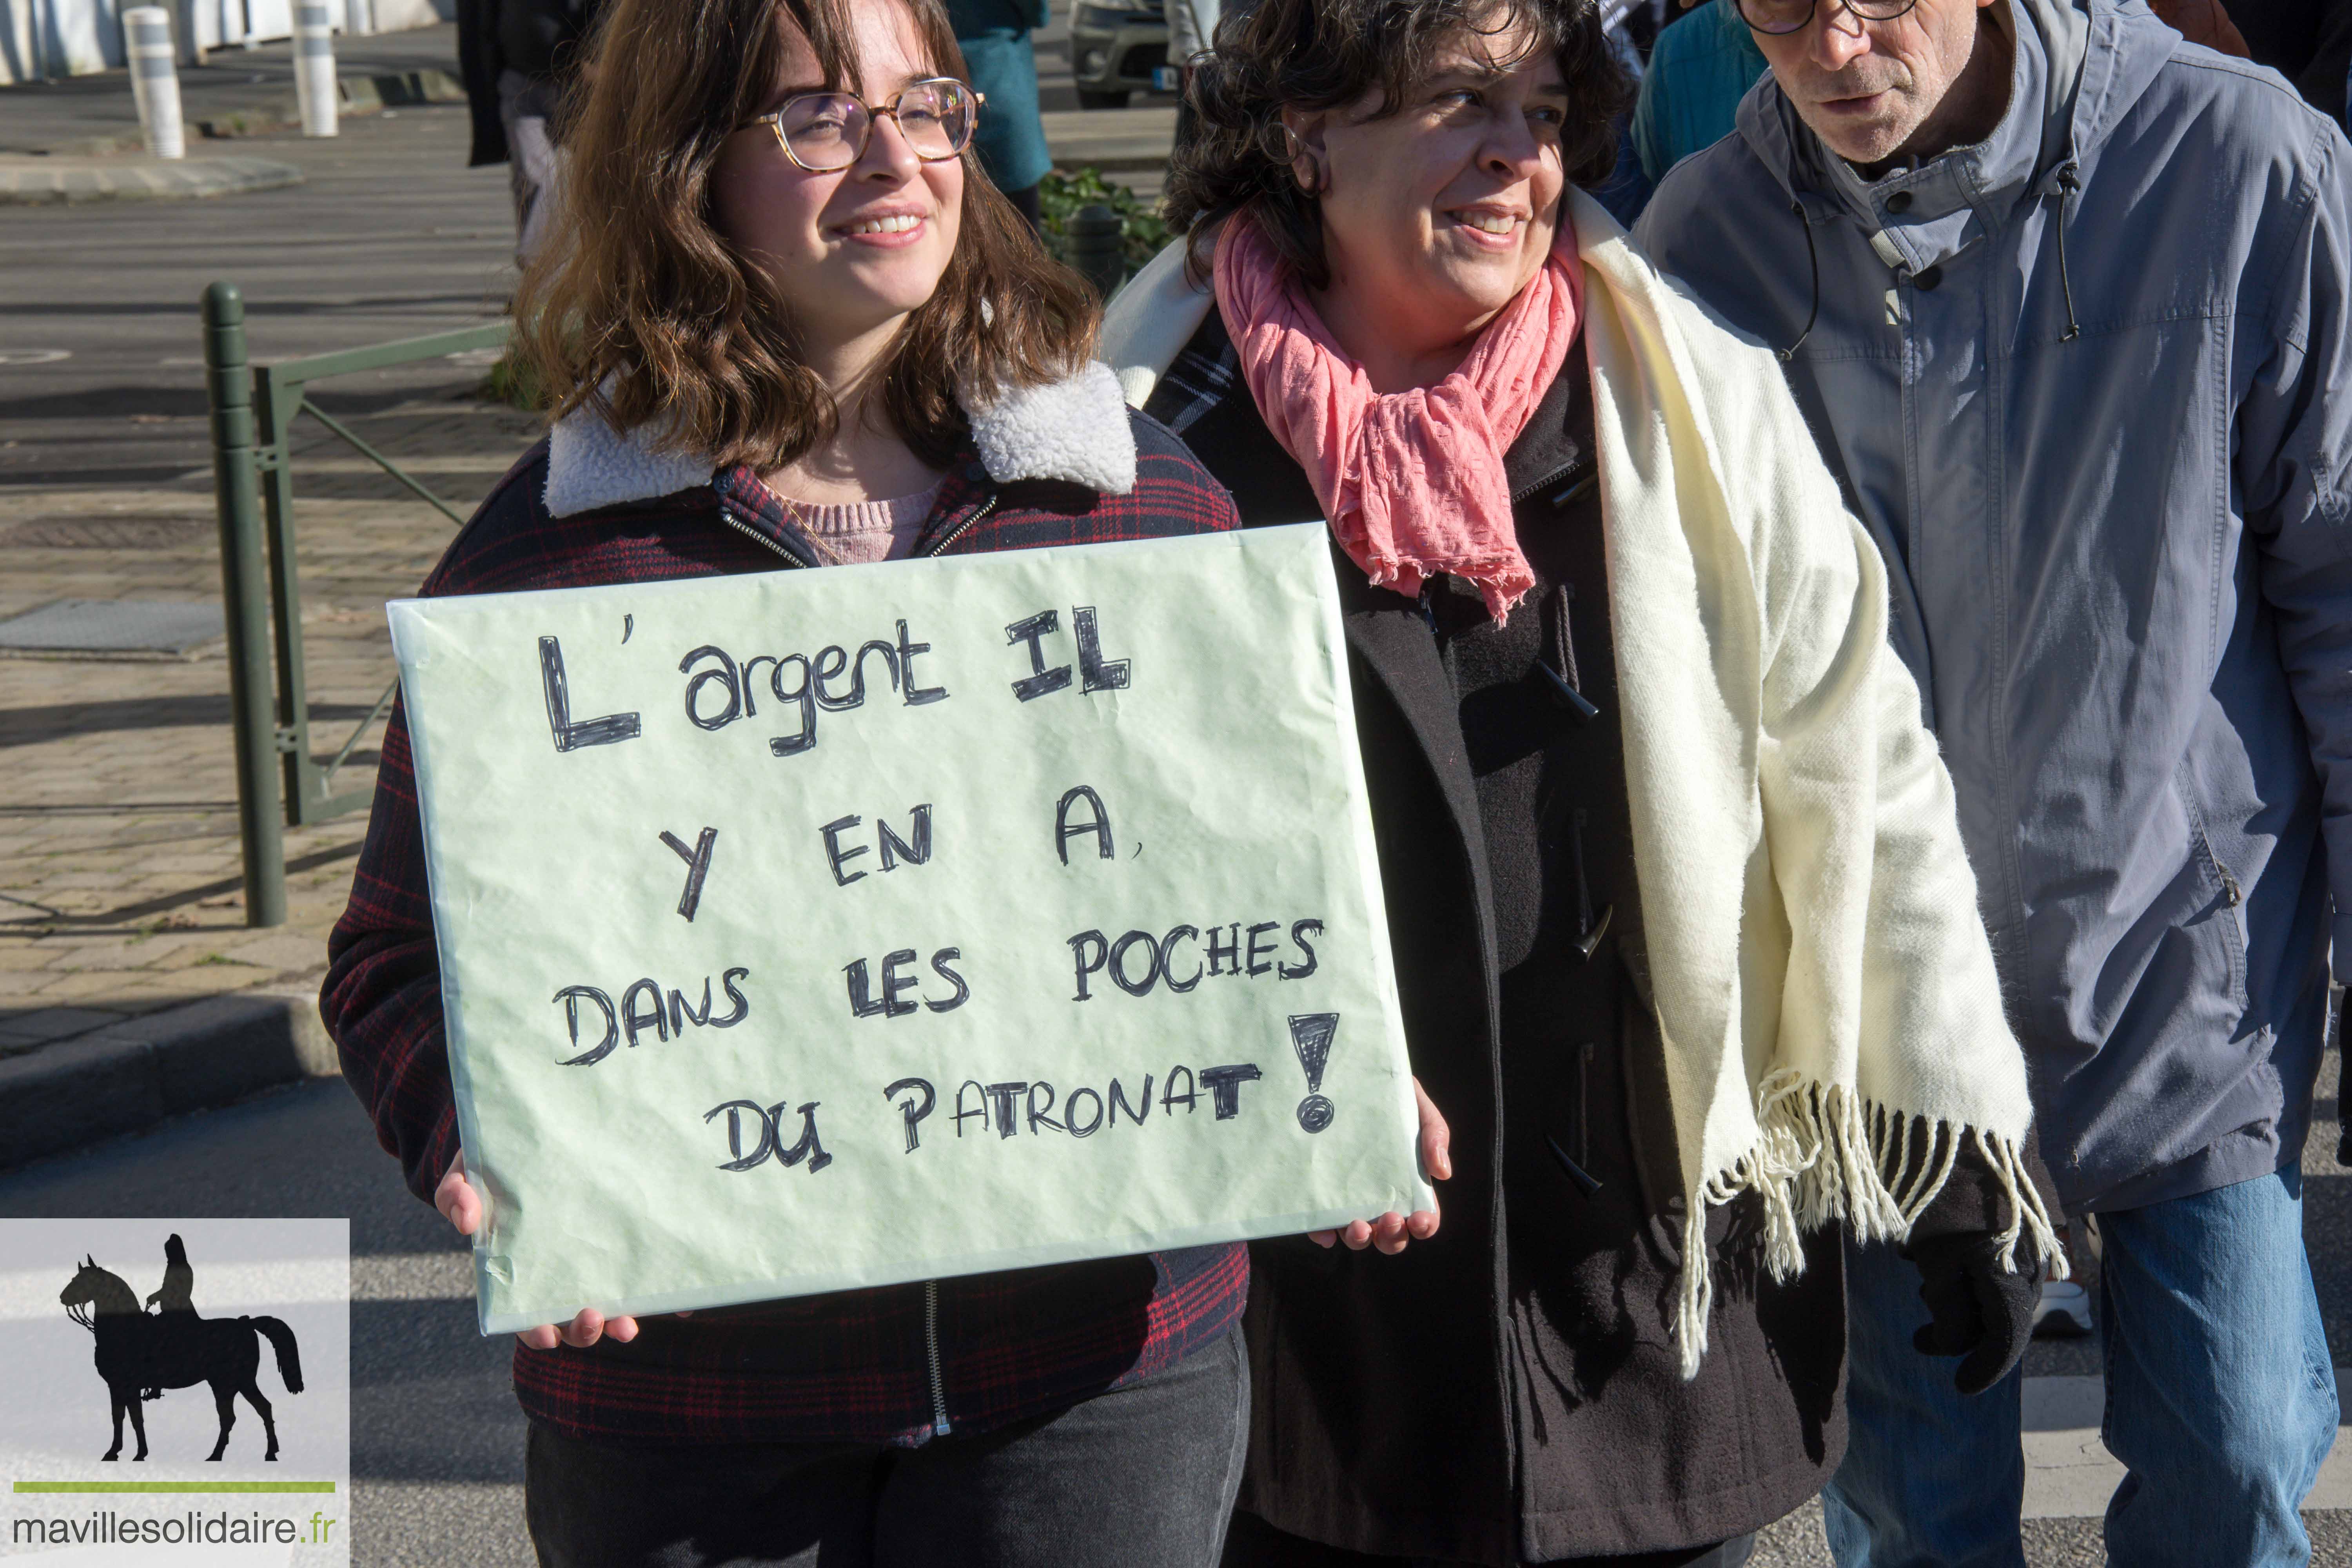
[946,0,1054,229]
[1630,0,1766,186]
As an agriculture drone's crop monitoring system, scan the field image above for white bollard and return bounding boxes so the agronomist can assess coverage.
[122,8,186,160]
[293,1,339,138]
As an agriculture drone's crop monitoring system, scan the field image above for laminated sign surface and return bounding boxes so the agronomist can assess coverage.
[389,523,1431,1334]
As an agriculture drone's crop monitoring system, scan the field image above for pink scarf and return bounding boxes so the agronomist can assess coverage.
[1212,213,1582,622]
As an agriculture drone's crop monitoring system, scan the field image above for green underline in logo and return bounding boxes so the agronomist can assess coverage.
[12,1481,339,1494]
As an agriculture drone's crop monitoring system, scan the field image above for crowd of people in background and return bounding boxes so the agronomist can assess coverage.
[378,0,2352,1564]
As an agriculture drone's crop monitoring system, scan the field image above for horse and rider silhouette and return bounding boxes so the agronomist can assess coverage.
[58,1235,303,1463]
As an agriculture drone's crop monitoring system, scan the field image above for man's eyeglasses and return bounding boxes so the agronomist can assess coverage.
[741,78,982,172]
[1734,0,1920,35]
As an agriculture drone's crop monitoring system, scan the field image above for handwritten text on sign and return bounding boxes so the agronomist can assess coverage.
[390,524,1428,1335]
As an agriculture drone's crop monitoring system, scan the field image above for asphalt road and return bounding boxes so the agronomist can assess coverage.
[0,100,517,495]
[3,1056,2346,1568]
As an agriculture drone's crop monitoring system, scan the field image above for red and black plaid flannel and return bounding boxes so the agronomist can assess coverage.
[322,412,1248,1446]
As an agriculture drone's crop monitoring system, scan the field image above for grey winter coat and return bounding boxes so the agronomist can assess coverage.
[1636,0,2352,1213]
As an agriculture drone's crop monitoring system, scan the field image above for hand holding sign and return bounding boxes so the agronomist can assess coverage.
[1309,1078,1450,1253]
[391,526,1432,1334]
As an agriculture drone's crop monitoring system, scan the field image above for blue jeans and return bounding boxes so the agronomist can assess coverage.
[1822,1167,2337,1568]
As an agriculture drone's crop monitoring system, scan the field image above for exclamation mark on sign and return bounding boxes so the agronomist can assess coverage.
[1289,1013,1339,1134]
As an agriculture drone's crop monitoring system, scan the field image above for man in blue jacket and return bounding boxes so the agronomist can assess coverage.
[1637,0,2350,1560]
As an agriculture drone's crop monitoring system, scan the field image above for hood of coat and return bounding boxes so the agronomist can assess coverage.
[541,361,1139,519]
[1734,0,2172,270]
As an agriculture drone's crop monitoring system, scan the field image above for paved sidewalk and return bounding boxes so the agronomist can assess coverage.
[0,151,303,203]
[0,23,468,156]
[0,400,537,1056]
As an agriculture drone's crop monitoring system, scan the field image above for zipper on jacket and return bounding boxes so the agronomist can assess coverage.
[715,503,817,569]
[922,1278,951,1438]
[915,494,999,559]
[1510,456,1592,509]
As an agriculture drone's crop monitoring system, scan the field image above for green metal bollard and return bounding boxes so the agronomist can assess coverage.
[203,281,288,928]
[1065,203,1127,301]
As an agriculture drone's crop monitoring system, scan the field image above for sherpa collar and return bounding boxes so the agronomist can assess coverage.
[543,361,1138,519]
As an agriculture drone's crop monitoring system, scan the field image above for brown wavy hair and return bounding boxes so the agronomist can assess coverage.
[514,0,1097,472]
[1163,0,1631,291]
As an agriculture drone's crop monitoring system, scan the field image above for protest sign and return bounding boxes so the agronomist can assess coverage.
[388,523,1432,1335]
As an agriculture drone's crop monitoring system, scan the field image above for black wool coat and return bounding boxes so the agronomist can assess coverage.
[1147,310,1849,1564]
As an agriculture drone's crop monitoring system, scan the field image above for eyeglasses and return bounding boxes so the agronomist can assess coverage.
[1735,0,1920,34]
[741,78,982,172]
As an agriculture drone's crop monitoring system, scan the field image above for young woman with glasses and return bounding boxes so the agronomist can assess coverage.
[321,1,1254,1562]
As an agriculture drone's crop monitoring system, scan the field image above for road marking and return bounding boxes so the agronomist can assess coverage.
[0,350,71,366]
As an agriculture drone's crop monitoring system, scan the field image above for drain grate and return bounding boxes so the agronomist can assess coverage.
[0,516,215,550]
[0,599,225,661]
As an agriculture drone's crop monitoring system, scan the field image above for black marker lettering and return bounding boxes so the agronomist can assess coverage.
[621,978,669,1047]
[711,967,751,1027]
[706,1099,774,1170]
[1280,920,1325,980]
[1056,786,1115,865]
[985,1082,1028,1138]
[955,1079,991,1137]
[1025,1082,1066,1135]
[1161,1065,1198,1114]
[1068,929,1108,1000]
[539,635,642,752]
[767,653,818,756]
[679,646,742,730]
[821,816,869,886]
[1245,921,1281,977]
[884,1077,936,1153]
[552,985,619,1066]
[659,826,718,920]
[739,654,780,717]
[878,805,933,869]
[1065,1086,1106,1137]
[881,949,921,1018]
[668,977,713,1033]
[769,1101,834,1172]
[926,948,970,1013]
[1109,1074,1155,1127]
[1006,610,1072,700]
[1073,606,1131,692]
[812,645,861,711]
[898,620,947,705]
[1109,930,1163,996]
[1200,1063,1265,1120]
[856,639,901,702]
[1206,924,1241,976]
[843,958,885,1019]
[1161,925,1203,992]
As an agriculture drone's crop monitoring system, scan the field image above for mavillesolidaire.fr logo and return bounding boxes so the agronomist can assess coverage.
[1,1218,349,1566]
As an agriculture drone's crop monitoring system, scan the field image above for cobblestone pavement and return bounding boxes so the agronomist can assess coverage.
[0,399,537,1049]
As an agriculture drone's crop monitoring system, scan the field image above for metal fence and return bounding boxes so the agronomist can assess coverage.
[201,280,510,927]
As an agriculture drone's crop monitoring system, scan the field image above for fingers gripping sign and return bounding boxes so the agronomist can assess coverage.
[1308,1076,1451,1254]
[435,1151,691,1348]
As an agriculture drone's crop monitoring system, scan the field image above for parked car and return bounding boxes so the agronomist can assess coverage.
[1069,0,1168,108]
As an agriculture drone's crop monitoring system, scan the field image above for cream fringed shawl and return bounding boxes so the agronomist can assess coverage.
[1103,189,2063,1378]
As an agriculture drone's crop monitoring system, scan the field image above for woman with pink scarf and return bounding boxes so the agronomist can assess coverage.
[1101,0,2055,1562]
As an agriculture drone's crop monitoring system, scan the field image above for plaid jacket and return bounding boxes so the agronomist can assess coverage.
[323,400,1248,1447]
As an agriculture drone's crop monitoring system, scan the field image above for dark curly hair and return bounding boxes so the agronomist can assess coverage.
[1163,0,1631,290]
